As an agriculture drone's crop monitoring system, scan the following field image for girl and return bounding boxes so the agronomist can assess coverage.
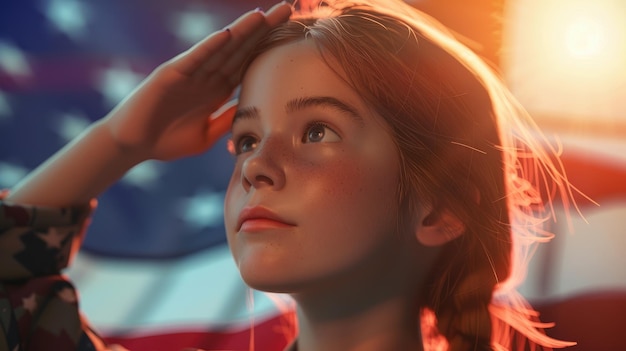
[1,0,577,350]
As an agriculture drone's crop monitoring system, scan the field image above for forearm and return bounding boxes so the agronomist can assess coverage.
[6,119,145,207]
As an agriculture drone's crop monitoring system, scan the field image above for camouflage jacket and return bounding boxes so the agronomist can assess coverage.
[0,195,109,351]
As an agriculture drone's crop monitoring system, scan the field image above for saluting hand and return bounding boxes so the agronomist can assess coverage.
[103,2,292,161]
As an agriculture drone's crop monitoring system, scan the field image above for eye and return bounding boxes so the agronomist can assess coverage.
[231,135,258,155]
[302,122,341,143]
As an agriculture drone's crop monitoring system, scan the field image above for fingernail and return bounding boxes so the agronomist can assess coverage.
[281,1,295,11]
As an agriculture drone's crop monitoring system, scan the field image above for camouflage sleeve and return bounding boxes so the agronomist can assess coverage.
[0,191,111,351]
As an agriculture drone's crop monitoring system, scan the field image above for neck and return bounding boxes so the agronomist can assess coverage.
[290,269,426,351]
[294,295,424,351]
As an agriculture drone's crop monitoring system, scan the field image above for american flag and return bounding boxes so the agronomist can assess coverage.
[1,1,626,350]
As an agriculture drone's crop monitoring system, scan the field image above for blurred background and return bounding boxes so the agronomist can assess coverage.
[0,0,625,350]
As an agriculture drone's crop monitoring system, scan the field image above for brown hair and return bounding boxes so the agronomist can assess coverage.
[242,1,578,350]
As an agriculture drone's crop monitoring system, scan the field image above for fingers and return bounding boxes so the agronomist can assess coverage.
[169,1,292,77]
[221,2,291,75]
[173,29,232,76]
[218,1,293,77]
[265,1,293,27]
[196,2,293,84]
[213,9,268,78]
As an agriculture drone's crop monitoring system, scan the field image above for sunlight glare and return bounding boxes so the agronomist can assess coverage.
[503,0,626,123]
[565,18,606,59]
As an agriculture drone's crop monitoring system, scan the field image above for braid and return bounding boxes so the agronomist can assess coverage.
[437,271,496,351]
[424,229,505,351]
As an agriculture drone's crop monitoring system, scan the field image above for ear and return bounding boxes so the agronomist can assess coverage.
[416,207,466,246]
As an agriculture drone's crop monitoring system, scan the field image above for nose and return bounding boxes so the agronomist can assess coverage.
[241,136,287,192]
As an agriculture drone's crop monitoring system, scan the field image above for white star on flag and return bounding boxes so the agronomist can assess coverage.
[170,8,220,46]
[95,61,145,108]
[177,190,224,230]
[0,91,12,120]
[0,41,31,77]
[42,0,90,40]
[0,162,29,188]
[121,160,163,190]
[53,111,91,143]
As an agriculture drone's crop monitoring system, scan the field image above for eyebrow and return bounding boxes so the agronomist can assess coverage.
[231,96,365,128]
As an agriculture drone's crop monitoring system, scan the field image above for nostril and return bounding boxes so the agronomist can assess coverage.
[255,174,274,186]
[242,175,252,191]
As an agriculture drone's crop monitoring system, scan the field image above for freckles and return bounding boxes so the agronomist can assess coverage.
[291,146,366,199]
[328,162,363,198]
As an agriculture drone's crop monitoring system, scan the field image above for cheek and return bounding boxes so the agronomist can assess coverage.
[223,170,239,221]
[293,154,402,275]
[224,170,243,248]
[298,148,365,199]
[333,145,398,203]
[299,149,400,231]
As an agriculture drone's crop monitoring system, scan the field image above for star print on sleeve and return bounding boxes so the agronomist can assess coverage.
[13,229,73,276]
[22,293,38,314]
[1,197,94,279]
[37,228,68,249]
[57,287,77,304]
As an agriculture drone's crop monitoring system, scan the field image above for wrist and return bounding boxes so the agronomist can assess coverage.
[93,118,151,165]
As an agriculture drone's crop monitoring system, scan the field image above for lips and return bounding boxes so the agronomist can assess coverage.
[237,206,295,231]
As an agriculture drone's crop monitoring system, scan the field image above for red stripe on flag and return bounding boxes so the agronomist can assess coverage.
[103,314,294,351]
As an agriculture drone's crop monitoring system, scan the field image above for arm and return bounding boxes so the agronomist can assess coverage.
[6,2,292,207]
[6,121,140,206]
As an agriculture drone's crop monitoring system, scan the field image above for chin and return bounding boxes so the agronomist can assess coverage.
[238,264,324,295]
[236,261,292,293]
[241,275,299,294]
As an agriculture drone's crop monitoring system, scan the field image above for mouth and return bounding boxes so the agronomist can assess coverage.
[237,206,295,232]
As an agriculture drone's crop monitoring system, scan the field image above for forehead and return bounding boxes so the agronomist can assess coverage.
[238,40,365,112]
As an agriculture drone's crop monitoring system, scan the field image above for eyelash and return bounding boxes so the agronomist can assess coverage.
[302,121,332,142]
[230,120,340,156]
[229,134,257,156]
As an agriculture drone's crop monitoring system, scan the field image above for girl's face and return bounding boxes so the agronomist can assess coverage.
[224,40,418,294]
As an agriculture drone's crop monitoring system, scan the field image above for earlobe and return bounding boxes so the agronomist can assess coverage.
[416,208,465,246]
